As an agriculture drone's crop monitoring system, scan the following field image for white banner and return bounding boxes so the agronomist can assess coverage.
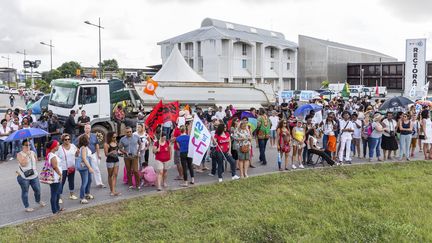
[188,116,211,166]
[405,38,427,98]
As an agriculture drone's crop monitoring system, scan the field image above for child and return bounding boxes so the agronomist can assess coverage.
[140,162,156,187]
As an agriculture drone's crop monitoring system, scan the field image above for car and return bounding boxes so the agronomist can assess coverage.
[0,85,5,93]
[319,90,337,100]
[9,88,19,94]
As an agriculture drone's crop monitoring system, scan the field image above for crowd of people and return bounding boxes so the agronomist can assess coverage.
[11,94,430,215]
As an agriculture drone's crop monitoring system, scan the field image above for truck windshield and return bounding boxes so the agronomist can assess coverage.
[49,86,77,108]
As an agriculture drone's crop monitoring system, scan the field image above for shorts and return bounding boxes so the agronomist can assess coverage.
[106,161,119,169]
[155,160,171,171]
[238,151,250,161]
[270,130,277,139]
[174,150,181,165]
[292,140,305,148]
[411,137,417,148]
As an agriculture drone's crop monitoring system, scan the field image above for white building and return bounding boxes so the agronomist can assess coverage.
[158,18,298,91]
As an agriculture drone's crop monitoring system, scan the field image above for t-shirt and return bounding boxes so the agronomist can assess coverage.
[269,116,279,130]
[17,151,38,180]
[352,120,362,139]
[172,128,181,151]
[371,122,383,138]
[134,132,149,152]
[214,132,230,153]
[215,111,226,120]
[48,153,62,183]
[119,134,140,156]
[77,116,91,134]
[176,135,190,153]
[0,126,11,140]
[56,144,78,169]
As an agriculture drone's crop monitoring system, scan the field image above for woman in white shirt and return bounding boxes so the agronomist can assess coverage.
[56,134,78,202]
[46,140,64,214]
[269,110,280,148]
[338,111,354,164]
[381,112,398,160]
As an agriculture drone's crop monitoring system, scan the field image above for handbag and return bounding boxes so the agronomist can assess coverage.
[39,159,54,184]
[240,144,250,153]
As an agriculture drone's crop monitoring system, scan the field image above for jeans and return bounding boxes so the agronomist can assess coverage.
[79,169,92,199]
[302,146,311,163]
[368,137,382,158]
[49,182,61,214]
[215,151,237,178]
[61,170,75,195]
[362,138,368,158]
[35,136,47,158]
[258,139,268,164]
[322,134,329,151]
[180,152,194,181]
[399,134,412,159]
[0,141,7,160]
[17,176,41,208]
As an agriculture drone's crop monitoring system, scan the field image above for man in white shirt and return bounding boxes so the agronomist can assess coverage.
[215,106,226,121]
[269,110,279,147]
[338,111,354,163]
[351,113,362,158]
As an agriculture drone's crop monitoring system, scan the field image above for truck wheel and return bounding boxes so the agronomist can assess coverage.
[92,125,109,146]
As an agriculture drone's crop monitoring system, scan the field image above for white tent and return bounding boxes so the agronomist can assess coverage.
[152,47,207,82]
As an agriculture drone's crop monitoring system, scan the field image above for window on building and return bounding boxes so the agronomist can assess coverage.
[188,59,194,68]
[177,43,181,50]
[270,48,275,58]
[270,62,275,70]
[396,64,403,75]
[389,65,397,75]
[242,78,247,84]
[242,44,247,56]
[242,59,247,69]
[224,78,229,83]
[286,63,290,70]
[428,63,432,76]
[382,65,389,75]
[78,87,97,105]
[197,42,201,57]
[348,66,360,76]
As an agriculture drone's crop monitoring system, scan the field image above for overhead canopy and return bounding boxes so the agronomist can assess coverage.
[152,47,207,82]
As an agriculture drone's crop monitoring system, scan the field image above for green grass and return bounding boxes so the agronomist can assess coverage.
[2,162,432,242]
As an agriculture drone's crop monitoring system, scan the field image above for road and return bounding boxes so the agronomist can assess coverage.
[0,92,423,228]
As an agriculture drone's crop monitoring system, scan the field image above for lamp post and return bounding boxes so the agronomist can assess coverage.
[1,55,11,88]
[40,40,54,71]
[84,17,104,79]
[16,49,27,80]
[360,68,364,86]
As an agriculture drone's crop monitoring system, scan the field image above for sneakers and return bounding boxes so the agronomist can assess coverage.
[59,198,63,204]
[232,175,240,180]
[85,194,94,200]
[180,182,188,187]
[299,164,305,169]
[69,194,78,200]
[80,199,89,204]
[25,207,34,212]
[291,164,297,170]
[208,173,215,177]
[218,178,223,183]
[39,201,46,207]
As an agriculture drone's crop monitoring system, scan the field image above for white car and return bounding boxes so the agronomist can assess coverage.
[9,88,19,94]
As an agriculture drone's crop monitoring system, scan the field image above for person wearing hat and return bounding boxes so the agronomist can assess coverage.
[177,110,186,128]
[368,113,384,162]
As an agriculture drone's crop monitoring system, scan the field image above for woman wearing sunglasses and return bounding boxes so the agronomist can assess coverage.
[56,134,78,203]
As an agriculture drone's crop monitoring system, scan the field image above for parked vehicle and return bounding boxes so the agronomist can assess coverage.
[319,90,338,100]
[9,88,18,94]
[328,83,346,93]
[0,85,5,93]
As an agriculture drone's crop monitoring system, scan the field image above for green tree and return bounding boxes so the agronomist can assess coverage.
[101,59,119,72]
[42,69,62,84]
[34,79,51,93]
[321,80,330,89]
[57,61,82,78]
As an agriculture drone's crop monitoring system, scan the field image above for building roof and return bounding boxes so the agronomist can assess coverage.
[152,47,207,82]
[299,35,396,59]
[158,18,298,49]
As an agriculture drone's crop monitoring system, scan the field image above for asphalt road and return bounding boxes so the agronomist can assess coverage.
[0,92,423,228]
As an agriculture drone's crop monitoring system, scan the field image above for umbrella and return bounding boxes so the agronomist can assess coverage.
[294,104,323,117]
[241,112,258,132]
[4,128,49,142]
[379,96,414,111]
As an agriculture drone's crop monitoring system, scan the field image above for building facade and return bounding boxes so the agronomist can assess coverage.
[158,18,298,91]
[347,61,432,90]
[298,35,397,90]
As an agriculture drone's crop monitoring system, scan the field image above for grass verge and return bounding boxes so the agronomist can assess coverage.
[1,161,432,242]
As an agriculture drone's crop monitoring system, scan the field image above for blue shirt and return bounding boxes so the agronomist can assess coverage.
[74,133,98,154]
[176,135,190,153]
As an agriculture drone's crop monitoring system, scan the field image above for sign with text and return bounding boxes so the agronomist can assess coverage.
[188,116,211,166]
[405,38,427,98]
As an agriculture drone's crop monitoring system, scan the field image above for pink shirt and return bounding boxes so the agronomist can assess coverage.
[142,166,156,183]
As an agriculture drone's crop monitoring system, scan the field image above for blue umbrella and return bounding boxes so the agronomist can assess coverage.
[4,128,49,142]
[294,104,323,117]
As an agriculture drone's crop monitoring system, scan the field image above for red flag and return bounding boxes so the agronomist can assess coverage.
[145,101,164,138]
[162,101,180,124]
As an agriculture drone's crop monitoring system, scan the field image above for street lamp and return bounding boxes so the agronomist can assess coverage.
[1,55,11,88]
[360,68,364,86]
[40,40,54,71]
[16,49,27,80]
[84,17,104,79]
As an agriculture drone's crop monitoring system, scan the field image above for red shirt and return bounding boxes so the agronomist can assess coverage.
[214,132,230,153]
[172,127,181,151]
[154,141,170,162]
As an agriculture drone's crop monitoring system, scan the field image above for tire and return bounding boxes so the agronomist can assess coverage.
[92,125,109,146]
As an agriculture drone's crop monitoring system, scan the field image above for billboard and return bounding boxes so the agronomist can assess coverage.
[405,38,427,98]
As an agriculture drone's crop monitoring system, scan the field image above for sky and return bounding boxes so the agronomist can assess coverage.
[0,0,431,72]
